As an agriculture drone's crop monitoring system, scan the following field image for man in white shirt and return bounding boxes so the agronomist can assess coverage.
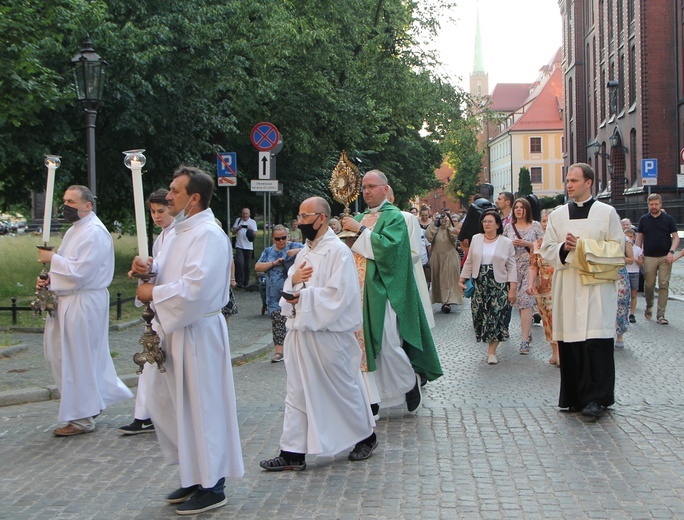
[231,207,257,287]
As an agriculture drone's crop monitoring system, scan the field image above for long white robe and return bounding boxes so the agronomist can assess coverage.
[134,225,175,421]
[402,211,435,329]
[44,212,133,422]
[279,228,374,456]
[540,202,625,342]
[148,209,243,488]
[352,218,416,409]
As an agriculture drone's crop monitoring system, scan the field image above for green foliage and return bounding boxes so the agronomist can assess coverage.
[1,0,465,223]
[518,166,533,197]
[442,94,484,204]
[539,194,565,209]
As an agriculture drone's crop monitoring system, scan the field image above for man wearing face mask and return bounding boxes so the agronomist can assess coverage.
[37,185,133,437]
[260,197,375,471]
[131,166,243,515]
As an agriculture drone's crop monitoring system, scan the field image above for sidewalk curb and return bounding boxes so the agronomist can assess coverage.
[0,332,274,408]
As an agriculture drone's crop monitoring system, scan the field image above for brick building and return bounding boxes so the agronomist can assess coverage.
[559,0,683,218]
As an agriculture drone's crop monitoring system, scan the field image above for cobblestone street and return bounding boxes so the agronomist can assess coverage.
[1,272,684,518]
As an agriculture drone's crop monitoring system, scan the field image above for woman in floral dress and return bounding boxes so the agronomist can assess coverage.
[503,198,543,355]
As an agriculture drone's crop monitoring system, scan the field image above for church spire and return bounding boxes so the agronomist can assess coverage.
[469,5,489,98]
[473,8,485,74]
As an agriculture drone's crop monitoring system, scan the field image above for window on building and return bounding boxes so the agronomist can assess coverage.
[619,54,625,110]
[599,0,605,53]
[629,45,636,106]
[530,167,543,184]
[628,0,635,28]
[530,137,542,153]
[617,0,623,34]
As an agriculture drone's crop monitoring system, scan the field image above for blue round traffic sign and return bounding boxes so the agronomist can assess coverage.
[251,122,280,151]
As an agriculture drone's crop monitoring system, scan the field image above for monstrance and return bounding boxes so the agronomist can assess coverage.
[329,151,361,238]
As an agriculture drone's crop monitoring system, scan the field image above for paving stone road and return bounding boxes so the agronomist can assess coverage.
[1,266,684,519]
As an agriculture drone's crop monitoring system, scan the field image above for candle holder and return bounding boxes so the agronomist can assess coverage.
[31,245,58,318]
[132,275,166,374]
[32,155,61,318]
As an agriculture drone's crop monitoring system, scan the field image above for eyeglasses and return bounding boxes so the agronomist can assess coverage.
[297,212,322,220]
[361,184,387,191]
[273,236,287,241]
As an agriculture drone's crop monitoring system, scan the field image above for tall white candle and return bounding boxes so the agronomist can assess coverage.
[42,164,57,244]
[130,159,149,260]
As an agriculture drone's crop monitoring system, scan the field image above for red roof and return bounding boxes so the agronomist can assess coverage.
[508,67,564,132]
[489,83,532,112]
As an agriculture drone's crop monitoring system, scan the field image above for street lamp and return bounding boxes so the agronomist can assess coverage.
[71,35,107,211]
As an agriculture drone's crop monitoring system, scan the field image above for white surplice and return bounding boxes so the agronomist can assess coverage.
[352,221,416,409]
[279,228,374,456]
[148,209,243,488]
[134,224,175,421]
[540,201,625,342]
[44,212,133,422]
[402,211,435,329]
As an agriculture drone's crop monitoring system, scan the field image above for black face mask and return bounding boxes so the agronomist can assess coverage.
[298,221,320,242]
[61,205,81,223]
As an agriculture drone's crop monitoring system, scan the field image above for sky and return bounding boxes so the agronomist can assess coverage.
[430,0,563,91]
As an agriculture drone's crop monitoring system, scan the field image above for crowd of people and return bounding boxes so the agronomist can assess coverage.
[35,162,681,515]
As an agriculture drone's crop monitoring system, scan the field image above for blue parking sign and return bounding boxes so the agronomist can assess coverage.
[642,158,657,186]
[217,152,237,187]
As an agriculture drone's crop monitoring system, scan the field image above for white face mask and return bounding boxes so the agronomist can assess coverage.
[173,197,194,224]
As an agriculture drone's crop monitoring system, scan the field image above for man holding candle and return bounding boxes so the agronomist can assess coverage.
[132,166,243,515]
[38,185,133,437]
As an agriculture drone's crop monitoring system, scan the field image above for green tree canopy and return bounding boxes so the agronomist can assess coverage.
[0,0,461,225]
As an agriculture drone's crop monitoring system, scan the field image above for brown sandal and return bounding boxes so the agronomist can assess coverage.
[644,308,652,320]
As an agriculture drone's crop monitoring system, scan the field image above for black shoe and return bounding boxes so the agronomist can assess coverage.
[629,314,636,323]
[348,439,379,461]
[406,373,422,412]
[581,402,603,418]
[563,405,583,413]
[165,485,200,504]
[420,374,428,387]
[441,304,451,313]
[533,312,542,324]
[175,489,227,515]
[118,418,155,435]
[370,403,379,416]
[259,456,306,472]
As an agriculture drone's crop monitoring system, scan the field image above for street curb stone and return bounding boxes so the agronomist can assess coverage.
[0,332,273,408]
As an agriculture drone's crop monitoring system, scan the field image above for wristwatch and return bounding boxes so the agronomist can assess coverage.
[669,250,675,254]
[357,225,367,236]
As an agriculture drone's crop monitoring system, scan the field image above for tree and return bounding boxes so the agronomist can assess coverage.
[441,94,484,205]
[518,166,533,197]
[0,0,465,225]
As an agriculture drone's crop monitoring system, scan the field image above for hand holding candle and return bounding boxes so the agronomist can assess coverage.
[123,150,149,260]
[42,155,61,245]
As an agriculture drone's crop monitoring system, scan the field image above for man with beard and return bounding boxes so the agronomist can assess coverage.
[132,166,243,515]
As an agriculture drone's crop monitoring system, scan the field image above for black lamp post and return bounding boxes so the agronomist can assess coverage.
[71,35,107,211]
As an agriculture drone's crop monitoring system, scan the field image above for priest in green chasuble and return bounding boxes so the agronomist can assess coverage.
[342,170,442,414]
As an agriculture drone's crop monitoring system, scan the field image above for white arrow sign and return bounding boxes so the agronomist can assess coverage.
[258,152,271,180]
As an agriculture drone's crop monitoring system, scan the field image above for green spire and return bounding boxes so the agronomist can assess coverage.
[473,8,485,74]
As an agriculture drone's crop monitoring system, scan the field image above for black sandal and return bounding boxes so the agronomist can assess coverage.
[259,456,306,472]
[348,440,379,461]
